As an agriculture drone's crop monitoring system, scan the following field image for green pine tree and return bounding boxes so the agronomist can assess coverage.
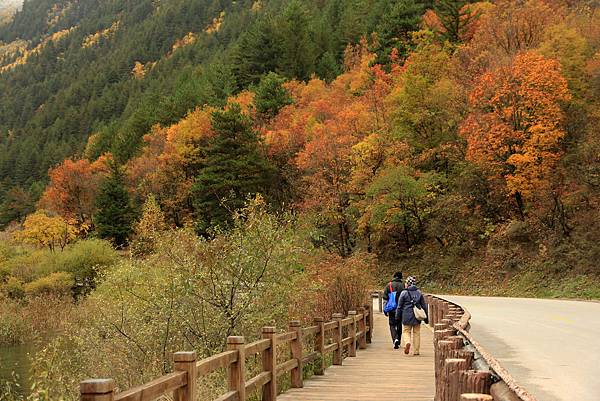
[94,163,134,247]
[277,1,318,80]
[434,0,478,45]
[253,72,293,122]
[375,0,426,65]
[192,104,276,235]
[233,17,284,88]
[316,51,342,83]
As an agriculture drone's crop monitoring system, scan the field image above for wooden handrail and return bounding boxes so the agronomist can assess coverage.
[302,325,319,336]
[196,350,238,377]
[245,371,271,394]
[276,331,297,343]
[80,305,374,401]
[113,372,186,401]
[244,339,270,355]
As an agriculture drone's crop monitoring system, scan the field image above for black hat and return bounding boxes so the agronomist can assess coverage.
[393,271,403,280]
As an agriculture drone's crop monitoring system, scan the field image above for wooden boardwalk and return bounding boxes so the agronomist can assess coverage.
[278,304,435,401]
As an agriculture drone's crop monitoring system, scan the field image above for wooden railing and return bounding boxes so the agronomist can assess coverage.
[425,295,537,401]
[80,302,374,401]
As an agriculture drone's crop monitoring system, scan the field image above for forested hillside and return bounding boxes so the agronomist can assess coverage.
[0,2,17,25]
[0,0,410,225]
[2,0,600,299]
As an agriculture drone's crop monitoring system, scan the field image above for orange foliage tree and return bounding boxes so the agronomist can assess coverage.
[460,51,572,216]
[39,157,109,231]
[126,108,214,226]
[282,44,389,256]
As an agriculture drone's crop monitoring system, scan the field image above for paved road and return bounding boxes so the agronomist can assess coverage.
[442,295,600,401]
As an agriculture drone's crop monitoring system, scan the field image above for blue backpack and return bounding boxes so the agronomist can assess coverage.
[383,282,397,313]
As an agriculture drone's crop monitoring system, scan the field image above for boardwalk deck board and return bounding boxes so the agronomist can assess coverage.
[278,307,435,401]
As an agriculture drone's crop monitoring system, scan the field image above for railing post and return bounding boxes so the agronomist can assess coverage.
[427,295,435,326]
[445,358,469,401]
[348,310,357,357]
[80,379,115,401]
[289,320,303,388]
[461,370,492,395]
[314,317,325,375]
[173,351,197,401]
[377,291,383,313]
[366,301,373,344]
[261,327,277,401]
[227,336,246,401]
[357,307,367,350]
[332,313,343,365]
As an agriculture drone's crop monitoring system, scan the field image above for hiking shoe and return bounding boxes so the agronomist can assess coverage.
[413,352,420,356]
[394,339,400,349]
[404,342,411,355]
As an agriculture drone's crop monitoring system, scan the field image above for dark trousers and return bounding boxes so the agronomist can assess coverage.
[388,314,401,343]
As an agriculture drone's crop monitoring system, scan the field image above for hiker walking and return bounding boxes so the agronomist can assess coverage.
[382,271,403,349]
[396,276,428,355]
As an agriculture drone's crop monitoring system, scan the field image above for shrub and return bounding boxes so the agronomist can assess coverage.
[0,239,118,297]
[53,239,118,296]
[293,252,376,321]
[1,250,50,283]
[24,272,73,297]
[29,199,307,399]
[1,276,25,299]
[0,242,17,263]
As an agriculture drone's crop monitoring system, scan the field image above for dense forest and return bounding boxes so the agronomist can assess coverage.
[1,0,600,397]
[0,0,419,222]
[1,0,598,290]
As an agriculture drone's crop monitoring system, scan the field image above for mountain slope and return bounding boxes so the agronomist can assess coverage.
[0,0,406,223]
[0,0,21,24]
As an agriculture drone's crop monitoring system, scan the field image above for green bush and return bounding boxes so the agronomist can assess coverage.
[0,263,11,283]
[1,250,50,283]
[53,239,118,296]
[23,272,73,298]
[0,239,118,299]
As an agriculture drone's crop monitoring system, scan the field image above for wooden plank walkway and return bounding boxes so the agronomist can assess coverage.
[278,303,435,401]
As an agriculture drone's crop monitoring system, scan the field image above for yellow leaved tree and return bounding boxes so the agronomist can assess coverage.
[14,210,77,251]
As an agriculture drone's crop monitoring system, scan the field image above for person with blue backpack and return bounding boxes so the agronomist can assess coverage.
[396,276,428,356]
[382,271,404,349]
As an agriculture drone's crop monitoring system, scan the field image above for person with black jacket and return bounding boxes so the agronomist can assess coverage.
[382,271,404,349]
[395,276,428,356]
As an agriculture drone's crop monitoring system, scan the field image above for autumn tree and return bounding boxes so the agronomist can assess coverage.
[39,158,108,231]
[192,104,276,235]
[131,195,168,257]
[460,51,572,217]
[14,210,77,251]
[359,166,443,253]
[293,52,379,255]
[387,34,465,159]
[126,108,215,226]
